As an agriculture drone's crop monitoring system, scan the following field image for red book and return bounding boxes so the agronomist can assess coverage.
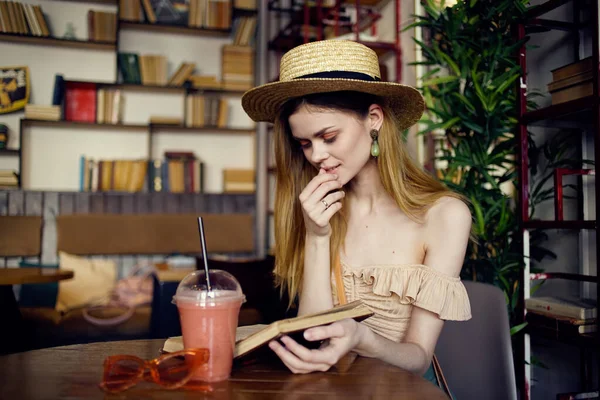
[64,82,97,123]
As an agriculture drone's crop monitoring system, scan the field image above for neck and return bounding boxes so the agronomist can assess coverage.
[347,159,391,215]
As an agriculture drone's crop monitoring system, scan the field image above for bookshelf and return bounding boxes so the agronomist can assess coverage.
[0,0,258,194]
[118,21,231,36]
[0,32,116,50]
[516,0,599,398]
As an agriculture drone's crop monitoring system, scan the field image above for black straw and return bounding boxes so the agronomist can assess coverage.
[197,217,212,292]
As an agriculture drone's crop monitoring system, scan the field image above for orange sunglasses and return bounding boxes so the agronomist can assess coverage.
[99,348,211,393]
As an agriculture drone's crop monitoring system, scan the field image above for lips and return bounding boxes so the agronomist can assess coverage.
[323,165,340,174]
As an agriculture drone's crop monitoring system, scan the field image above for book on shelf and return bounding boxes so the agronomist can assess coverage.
[525,296,597,320]
[64,82,96,123]
[117,53,142,84]
[150,116,181,125]
[548,57,594,105]
[119,0,143,22]
[222,45,254,89]
[526,312,597,336]
[162,300,374,359]
[223,168,255,193]
[188,0,232,29]
[139,55,168,86]
[167,62,196,86]
[234,0,257,10]
[232,15,256,46]
[0,170,18,188]
[96,90,124,124]
[0,1,50,36]
[88,10,117,42]
[79,155,205,194]
[185,95,228,127]
[24,105,61,121]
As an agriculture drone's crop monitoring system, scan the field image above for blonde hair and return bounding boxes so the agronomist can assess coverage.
[273,92,466,307]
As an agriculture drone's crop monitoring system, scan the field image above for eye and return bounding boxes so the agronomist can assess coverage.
[298,140,311,149]
[323,133,337,144]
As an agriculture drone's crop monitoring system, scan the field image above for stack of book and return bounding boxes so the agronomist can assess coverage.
[24,105,61,121]
[0,1,50,36]
[548,57,593,105]
[188,75,222,90]
[525,296,597,337]
[188,0,232,29]
[221,45,254,91]
[96,90,124,124]
[0,170,18,189]
[223,168,255,193]
[88,10,117,43]
[232,16,257,46]
[185,95,228,128]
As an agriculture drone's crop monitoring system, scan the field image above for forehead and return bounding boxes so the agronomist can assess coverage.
[288,105,359,137]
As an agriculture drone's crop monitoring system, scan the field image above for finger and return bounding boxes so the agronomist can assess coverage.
[280,336,339,367]
[304,322,347,342]
[299,173,338,202]
[309,180,342,207]
[319,167,326,175]
[321,190,345,210]
[269,340,331,373]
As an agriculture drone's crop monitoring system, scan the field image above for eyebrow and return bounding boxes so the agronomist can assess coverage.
[292,126,335,141]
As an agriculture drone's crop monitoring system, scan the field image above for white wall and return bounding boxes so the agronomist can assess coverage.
[0,0,255,193]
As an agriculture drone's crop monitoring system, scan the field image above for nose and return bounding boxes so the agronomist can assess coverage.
[309,143,329,165]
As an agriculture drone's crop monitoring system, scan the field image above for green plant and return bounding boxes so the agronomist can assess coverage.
[406,0,529,331]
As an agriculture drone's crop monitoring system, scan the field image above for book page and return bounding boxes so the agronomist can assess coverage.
[162,324,268,354]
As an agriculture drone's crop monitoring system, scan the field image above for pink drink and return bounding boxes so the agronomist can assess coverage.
[177,294,243,382]
[173,270,245,383]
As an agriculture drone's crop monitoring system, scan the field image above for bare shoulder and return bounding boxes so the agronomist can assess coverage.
[425,196,472,230]
[422,196,472,276]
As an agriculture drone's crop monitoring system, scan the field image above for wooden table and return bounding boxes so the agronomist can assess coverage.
[0,268,74,354]
[0,339,449,399]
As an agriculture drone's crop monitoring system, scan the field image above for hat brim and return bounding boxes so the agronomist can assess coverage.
[241,78,425,131]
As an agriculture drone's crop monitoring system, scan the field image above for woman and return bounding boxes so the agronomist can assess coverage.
[241,40,472,389]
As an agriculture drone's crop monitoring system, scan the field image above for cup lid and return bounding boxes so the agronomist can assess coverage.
[172,269,246,305]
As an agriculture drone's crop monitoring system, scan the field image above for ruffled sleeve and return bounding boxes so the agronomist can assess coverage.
[351,265,472,321]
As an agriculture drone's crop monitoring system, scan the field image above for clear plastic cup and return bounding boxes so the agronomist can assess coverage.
[172,270,245,382]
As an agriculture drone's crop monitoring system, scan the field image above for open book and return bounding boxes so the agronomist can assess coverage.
[163,300,374,359]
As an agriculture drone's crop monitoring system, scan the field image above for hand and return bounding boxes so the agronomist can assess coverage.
[268,319,363,374]
[298,168,345,237]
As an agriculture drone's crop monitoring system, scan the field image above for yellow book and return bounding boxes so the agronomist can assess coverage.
[162,300,373,359]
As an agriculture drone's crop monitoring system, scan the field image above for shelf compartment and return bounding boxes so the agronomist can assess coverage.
[64,80,188,94]
[526,0,574,18]
[22,119,148,131]
[0,33,115,51]
[119,21,231,37]
[530,272,599,283]
[150,124,255,134]
[520,95,598,125]
[0,149,20,156]
[525,324,597,348]
[523,220,596,230]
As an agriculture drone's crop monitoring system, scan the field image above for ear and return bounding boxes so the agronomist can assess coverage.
[367,104,384,131]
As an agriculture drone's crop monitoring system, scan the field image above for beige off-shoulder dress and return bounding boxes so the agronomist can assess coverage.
[332,259,472,342]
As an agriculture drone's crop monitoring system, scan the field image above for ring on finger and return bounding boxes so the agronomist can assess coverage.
[321,199,330,210]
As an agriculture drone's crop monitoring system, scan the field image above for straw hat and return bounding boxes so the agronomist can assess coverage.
[241,40,425,131]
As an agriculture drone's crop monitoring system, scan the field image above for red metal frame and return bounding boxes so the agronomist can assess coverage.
[554,168,596,221]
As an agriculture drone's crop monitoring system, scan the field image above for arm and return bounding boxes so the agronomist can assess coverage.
[355,197,472,373]
[271,196,472,374]
[299,234,334,315]
[297,168,344,316]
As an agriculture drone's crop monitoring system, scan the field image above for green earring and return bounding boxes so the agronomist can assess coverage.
[370,129,380,157]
